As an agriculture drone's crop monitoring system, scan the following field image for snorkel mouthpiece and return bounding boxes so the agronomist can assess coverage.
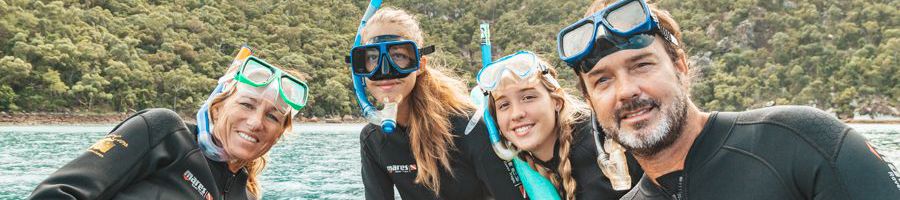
[598,138,632,191]
[592,114,632,190]
[363,98,399,134]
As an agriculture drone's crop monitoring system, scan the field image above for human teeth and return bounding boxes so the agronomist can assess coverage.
[514,125,532,134]
[624,108,650,119]
[238,132,258,143]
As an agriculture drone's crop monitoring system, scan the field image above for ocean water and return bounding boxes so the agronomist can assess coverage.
[1,123,898,199]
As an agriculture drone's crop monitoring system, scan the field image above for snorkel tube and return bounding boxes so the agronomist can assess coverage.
[351,0,398,134]
[475,23,561,200]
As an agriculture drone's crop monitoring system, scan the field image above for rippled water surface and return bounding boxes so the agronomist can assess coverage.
[1,123,898,199]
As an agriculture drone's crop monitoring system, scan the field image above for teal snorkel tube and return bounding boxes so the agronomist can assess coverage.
[350,0,397,134]
[475,23,562,200]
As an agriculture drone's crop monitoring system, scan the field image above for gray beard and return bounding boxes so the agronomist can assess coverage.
[603,92,688,157]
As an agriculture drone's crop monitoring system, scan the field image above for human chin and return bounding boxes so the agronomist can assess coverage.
[605,94,687,157]
[508,120,556,152]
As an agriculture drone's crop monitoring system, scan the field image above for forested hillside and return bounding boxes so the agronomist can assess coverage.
[0,0,896,119]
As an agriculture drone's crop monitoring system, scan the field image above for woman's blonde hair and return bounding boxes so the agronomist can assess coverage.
[362,7,474,194]
[488,55,589,199]
[208,68,304,198]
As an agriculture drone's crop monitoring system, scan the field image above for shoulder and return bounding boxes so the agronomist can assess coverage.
[620,176,670,200]
[570,118,594,142]
[136,108,188,132]
[359,123,381,143]
[733,105,851,158]
[111,108,189,141]
[736,106,843,126]
[448,113,474,134]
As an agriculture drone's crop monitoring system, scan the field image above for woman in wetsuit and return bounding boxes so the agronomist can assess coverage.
[353,7,523,200]
[29,46,308,200]
[476,51,643,199]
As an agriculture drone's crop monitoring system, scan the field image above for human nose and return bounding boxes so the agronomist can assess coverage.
[509,103,527,122]
[245,111,265,132]
[615,75,641,103]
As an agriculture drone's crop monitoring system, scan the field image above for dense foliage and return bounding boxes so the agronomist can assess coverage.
[0,0,896,119]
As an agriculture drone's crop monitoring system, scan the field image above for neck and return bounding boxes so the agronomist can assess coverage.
[227,160,246,173]
[532,136,558,162]
[634,102,709,184]
[396,97,411,126]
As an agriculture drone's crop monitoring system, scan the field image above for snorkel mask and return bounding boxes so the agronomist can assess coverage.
[347,0,436,134]
[556,0,678,73]
[468,23,561,200]
[195,46,309,162]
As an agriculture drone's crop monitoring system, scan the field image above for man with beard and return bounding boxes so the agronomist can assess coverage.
[555,0,900,199]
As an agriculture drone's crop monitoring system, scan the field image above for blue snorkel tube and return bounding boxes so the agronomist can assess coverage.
[475,23,562,200]
[350,0,397,134]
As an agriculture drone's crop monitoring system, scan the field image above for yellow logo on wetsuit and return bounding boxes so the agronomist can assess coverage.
[87,135,128,158]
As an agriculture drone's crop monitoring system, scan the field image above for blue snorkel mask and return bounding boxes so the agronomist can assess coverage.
[347,0,397,134]
[348,35,435,81]
[468,23,562,200]
[556,0,678,73]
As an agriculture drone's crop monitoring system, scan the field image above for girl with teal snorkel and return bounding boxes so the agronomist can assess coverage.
[474,50,643,199]
[350,5,525,199]
[29,46,308,199]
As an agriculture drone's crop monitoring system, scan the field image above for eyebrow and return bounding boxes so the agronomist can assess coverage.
[493,87,538,101]
[587,52,654,76]
[518,87,538,93]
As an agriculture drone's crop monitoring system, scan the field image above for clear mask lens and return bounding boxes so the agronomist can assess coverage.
[562,22,596,57]
[477,52,542,91]
[606,0,646,31]
[235,82,292,116]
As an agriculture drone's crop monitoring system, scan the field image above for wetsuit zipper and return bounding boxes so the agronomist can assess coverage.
[676,176,684,200]
[224,173,235,199]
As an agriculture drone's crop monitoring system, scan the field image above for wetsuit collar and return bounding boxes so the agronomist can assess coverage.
[645,112,737,197]
[682,112,736,171]
[533,140,562,172]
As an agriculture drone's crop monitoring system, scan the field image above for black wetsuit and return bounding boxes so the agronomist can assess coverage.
[360,115,525,199]
[29,108,254,200]
[532,119,644,200]
[621,106,900,200]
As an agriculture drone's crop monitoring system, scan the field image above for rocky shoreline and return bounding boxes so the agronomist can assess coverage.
[1,112,896,125]
[0,112,364,125]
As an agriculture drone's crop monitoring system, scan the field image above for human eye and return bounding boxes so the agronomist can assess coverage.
[391,53,409,60]
[632,62,654,72]
[595,76,611,87]
[265,112,281,123]
[496,101,510,111]
[522,95,537,102]
[240,102,254,110]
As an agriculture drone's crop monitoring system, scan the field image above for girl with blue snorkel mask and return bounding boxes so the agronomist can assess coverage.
[476,51,643,200]
[30,46,308,200]
[353,7,525,200]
